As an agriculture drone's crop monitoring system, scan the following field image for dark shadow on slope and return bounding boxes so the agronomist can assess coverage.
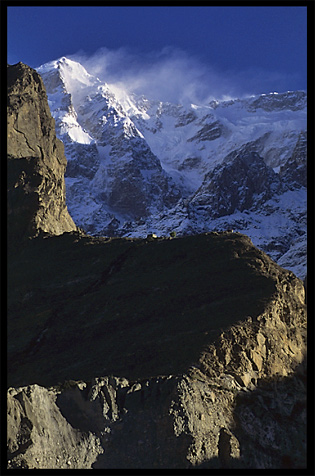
[8,231,277,388]
[195,359,307,470]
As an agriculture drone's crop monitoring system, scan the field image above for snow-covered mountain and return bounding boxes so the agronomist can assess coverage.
[37,57,307,279]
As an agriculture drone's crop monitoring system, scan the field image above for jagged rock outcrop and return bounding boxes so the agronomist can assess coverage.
[7,384,103,469]
[246,90,306,112]
[7,62,77,240]
[7,261,306,469]
[190,148,283,217]
[279,131,307,188]
[7,230,307,469]
[187,119,225,142]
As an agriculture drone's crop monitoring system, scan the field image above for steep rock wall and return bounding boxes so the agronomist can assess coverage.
[7,63,77,240]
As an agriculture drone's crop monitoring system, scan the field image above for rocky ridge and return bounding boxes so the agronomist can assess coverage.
[7,262,306,469]
[7,62,77,240]
[6,62,307,470]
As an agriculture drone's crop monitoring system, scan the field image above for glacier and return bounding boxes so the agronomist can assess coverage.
[37,57,307,279]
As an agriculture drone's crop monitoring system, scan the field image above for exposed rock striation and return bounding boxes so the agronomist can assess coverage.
[7,62,77,240]
[190,147,283,217]
[279,130,307,188]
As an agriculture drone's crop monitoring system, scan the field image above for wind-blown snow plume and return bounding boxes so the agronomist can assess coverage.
[69,46,294,105]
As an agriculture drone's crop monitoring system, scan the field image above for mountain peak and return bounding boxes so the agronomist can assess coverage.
[35,56,307,279]
[38,56,98,89]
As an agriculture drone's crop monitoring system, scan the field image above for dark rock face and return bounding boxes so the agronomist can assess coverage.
[7,63,77,240]
[175,110,197,127]
[187,120,224,142]
[246,90,306,112]
[65,143,100,180]
[280,131,307,188]
[8,363,306,469]
[191,148,283,217]
[103,143,181,217]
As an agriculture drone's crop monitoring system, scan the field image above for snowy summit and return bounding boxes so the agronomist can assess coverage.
[37,57,307,279]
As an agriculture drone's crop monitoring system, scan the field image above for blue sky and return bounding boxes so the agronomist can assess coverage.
[7,5,308,102]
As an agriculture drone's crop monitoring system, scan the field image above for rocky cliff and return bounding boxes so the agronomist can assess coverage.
[7,244,307,469]
[6,63,308,471]
[7,62,77,240]
[190,147,283,217]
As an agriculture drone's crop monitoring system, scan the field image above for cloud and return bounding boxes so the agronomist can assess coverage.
[69,46,299,105]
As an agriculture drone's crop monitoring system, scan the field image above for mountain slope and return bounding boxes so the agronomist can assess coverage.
[37,57,307,279]
[8,231,307,468]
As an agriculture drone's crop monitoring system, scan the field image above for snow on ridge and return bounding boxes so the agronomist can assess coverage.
[37,56,307,279]
[38,55,306,184]
[38,56,306,113]
[38,56,96,86]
